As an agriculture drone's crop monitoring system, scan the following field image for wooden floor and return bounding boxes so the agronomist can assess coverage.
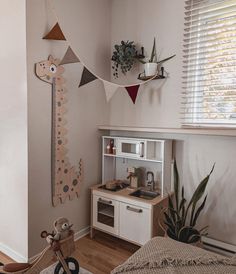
[74,231,139,274]
[0,252,13,265]
[0,231,139,274]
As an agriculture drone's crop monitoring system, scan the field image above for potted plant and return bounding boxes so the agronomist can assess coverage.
[162,159,215,244]
[111,39,175,78]
[111,40,137,78]
[140,38,176,77]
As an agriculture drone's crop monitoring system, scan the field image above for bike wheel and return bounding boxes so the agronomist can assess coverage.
[54,257,79,274]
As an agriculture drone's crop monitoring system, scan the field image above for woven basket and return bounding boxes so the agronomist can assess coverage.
[59,231,75,257]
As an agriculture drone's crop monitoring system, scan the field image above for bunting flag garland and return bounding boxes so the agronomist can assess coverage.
[60,46,80,65]
[43,23,66,40]
[125,85,140,104]
[79,67,97,87]
[103,81,119,102]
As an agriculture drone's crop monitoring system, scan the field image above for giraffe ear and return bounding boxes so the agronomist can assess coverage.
[54,58,61,66]
[48,55,54,63]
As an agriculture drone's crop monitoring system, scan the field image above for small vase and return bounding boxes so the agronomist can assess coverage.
[144,63,158,77]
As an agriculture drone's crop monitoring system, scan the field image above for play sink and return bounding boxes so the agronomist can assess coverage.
[129,189,160,200]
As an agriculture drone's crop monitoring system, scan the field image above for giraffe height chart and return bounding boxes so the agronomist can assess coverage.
[36,55,83,206]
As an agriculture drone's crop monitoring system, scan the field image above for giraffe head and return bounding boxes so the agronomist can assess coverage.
[35,55,65,84]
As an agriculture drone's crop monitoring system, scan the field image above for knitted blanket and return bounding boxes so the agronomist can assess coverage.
[111,237,236,274]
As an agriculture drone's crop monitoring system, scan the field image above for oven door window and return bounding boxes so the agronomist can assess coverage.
[97,199,114,227]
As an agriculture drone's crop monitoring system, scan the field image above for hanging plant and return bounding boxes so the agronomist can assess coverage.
[111,40,137,78]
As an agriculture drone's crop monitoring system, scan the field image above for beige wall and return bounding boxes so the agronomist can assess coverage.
[109,0,236,246]
[54,0,112,81]
[0,0,28,260]
[109,0,182,127]
[26,0,109,257]
[110,0,166,85]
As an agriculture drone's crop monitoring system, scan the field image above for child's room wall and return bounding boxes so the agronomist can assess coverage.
[1,0,234,260]
[0,0,28,260]
[26,0,110,257]
[108,0,236,246]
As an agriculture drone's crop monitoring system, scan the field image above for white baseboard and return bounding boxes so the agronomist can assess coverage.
[74,226,90,241]
[28,226,90,263]
[202,236,236,256]
[0,242,27,263]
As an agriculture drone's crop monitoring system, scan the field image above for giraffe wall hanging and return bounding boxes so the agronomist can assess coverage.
[35,55,83,207]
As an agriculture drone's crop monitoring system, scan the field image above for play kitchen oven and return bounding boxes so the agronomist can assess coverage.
[93,195,119,235]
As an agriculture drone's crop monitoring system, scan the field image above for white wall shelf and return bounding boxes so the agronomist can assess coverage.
[98,125,236,137]
[104,153,163,163]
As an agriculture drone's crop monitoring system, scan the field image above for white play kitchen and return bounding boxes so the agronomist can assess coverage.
[90,136,173,246]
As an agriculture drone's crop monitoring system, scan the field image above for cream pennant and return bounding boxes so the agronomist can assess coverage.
[103,81,119,102]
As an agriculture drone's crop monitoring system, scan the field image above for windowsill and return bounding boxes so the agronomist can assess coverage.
[98,125,236,137]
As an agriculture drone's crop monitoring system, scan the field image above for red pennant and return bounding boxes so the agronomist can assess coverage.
[125,85,140,104]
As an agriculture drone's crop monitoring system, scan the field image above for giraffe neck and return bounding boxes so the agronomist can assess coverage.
[53,77,68,160]
[51,75,83,206]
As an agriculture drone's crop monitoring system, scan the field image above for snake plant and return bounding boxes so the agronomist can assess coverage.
[138,37,176,65]
[163,159,215,244]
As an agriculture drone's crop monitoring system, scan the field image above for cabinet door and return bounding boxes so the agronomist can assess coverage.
[119,202,151,245]
[93,194,119,235]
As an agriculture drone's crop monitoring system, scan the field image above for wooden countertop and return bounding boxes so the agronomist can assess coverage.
[90,184,169,207]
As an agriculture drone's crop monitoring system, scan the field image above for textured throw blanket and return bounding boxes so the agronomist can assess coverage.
[111,237,236,274]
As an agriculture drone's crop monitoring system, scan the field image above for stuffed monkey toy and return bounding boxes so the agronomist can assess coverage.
[46,217,73,243]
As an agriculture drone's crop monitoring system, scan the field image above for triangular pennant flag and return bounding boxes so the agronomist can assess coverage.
[79,67,97,87]
[125,85,140,104]
[103,81,119,102]
[43,23,66,40]
[60,46,80,65]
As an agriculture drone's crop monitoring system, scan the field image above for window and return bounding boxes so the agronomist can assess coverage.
[182,0,236,126]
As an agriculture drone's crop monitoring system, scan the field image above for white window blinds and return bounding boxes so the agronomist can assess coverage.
[182,0,236,126]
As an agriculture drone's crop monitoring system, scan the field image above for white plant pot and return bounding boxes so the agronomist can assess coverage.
[144,63,158,77]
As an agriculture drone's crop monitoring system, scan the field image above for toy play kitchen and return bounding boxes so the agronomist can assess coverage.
[90,136,173,246]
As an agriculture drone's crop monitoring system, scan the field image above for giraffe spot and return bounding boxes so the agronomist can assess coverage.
[71,188,74,191]
[60,181,63,184]
[73,179,78,186]
[62,160,64,163]
[58,168,61,171]
[58,131,61,135]
[58,118,62,122]
[64,169,68,174]
[58,140,62,145]
[63,185,69,193]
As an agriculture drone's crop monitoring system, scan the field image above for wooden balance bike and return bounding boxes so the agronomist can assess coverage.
[0,230,79,274]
